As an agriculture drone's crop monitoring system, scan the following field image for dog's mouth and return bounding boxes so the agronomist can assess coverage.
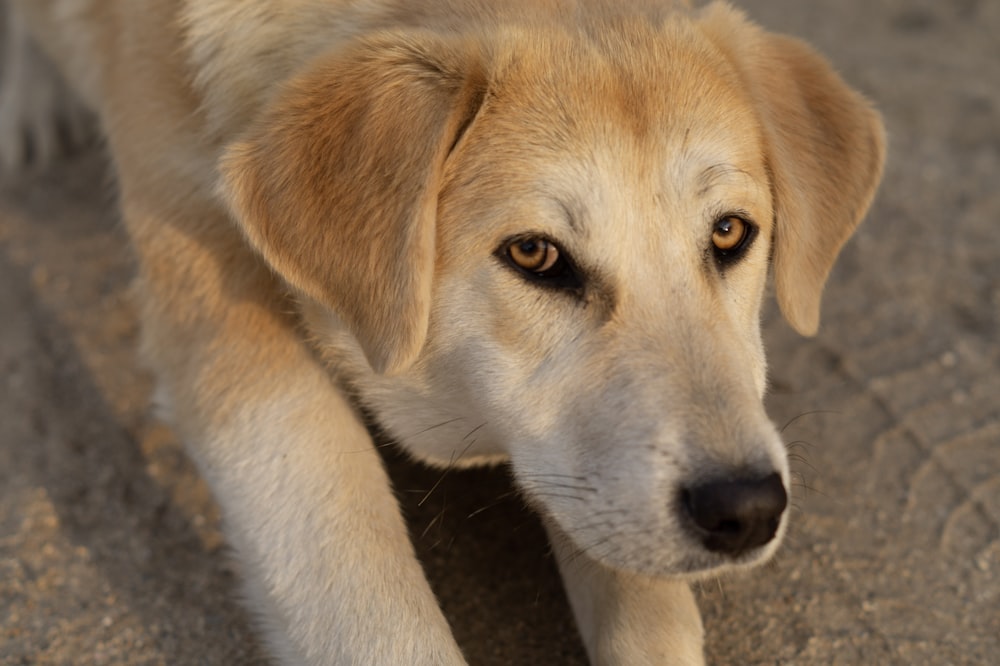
[521,467,789,578]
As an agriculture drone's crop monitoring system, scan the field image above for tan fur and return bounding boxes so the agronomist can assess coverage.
[0,0,884,663]
[222,33,490,373]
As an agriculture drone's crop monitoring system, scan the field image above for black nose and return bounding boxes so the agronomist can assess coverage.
[681,472,787,557]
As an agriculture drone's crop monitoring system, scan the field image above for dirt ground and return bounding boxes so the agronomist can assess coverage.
[1,0,998,664]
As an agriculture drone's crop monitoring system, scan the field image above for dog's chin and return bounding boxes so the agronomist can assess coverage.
[569,522,787,582]
[674,541,784,581]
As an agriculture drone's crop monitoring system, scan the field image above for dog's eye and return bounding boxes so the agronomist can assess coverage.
[509,238,559,273]
[711,215,756,263]
[712,216,748,251]
[500,236,582,291]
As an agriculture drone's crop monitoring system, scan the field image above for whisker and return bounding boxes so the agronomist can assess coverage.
[466,490,522,519]
[787,454,819,476]
[462,422,488,441]
[790,481,831,500]
[519,473,590,482]
[784,439,817,452]
[559,527,636,568]
[528,490,589,503]
[564,518,614,535]
[405,417,466,440]
[563,517,644,543]
[780,410,840,433]
[417,470,451,507]
[579,507,628,520]
[417,436,480,507]
[524,481,598,493]
[419,509,444,540]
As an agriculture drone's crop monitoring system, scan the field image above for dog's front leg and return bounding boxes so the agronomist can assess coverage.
[546,523,705,666]
[131,224,466,665]
[190,366,467,665]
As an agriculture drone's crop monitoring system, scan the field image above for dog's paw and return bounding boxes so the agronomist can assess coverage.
[0,28,93,174]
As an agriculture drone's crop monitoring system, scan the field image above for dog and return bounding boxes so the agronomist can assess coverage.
[0,0,885,663]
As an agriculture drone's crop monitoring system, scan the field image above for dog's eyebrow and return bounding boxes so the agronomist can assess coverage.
[558,199,582,233]
[696,163,754,197]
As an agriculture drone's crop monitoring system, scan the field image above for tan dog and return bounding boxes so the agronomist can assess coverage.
[0,0,885,663]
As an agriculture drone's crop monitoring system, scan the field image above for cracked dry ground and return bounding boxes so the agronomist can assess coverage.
[1,0,998,664]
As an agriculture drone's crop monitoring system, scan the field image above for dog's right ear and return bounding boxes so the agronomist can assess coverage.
[220,33,487,374]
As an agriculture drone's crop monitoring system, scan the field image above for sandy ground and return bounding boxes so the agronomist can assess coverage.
[1,0,998,664]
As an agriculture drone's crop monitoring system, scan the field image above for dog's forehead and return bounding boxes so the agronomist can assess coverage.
[487,19,758,136]
[444,21,770,248]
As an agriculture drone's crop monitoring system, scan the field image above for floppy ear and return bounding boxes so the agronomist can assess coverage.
[701,4,886,335]
[220,32,487,373]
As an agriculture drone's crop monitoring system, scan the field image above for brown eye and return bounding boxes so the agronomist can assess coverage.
[508,238,560,273]
[498,235,583,291]
[712,216,748,252]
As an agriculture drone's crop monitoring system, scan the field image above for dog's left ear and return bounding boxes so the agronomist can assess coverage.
[701,4,887,335]
[220,32,487,374]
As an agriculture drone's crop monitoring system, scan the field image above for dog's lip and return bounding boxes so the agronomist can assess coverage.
[549,511,785,580]
[579,543,780,581]
[653,537,784,580]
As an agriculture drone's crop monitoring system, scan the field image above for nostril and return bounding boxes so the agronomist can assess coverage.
[681,472,787,557]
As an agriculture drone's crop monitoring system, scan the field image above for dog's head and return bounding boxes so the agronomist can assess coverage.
[221,3,885,577]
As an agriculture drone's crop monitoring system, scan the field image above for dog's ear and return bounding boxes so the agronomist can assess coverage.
[701,5,886,335]
[221,33,487,373]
